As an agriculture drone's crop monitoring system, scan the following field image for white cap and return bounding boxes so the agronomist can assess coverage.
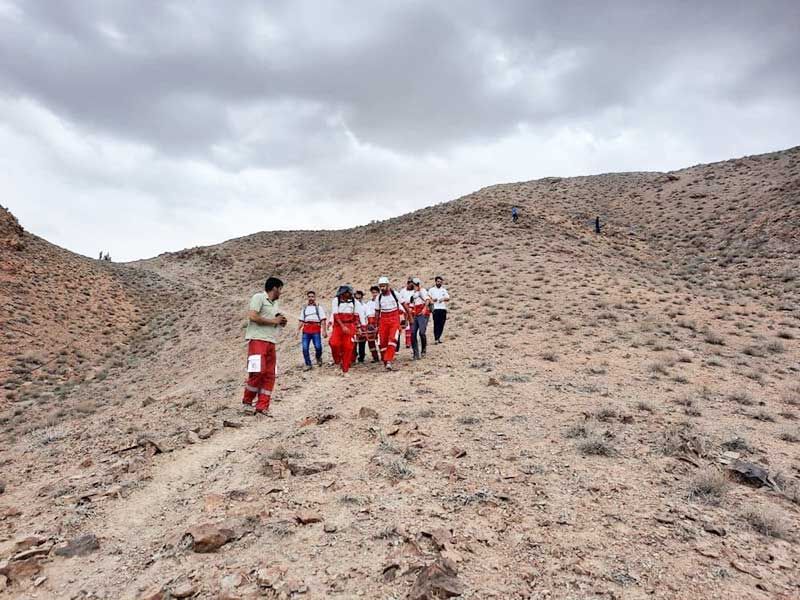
[412,277,421,285]
[378,276,390,285]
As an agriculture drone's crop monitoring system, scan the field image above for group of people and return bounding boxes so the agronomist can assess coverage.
[241,276,450,415]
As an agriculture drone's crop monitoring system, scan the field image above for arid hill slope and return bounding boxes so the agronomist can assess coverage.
[1,147,799,600]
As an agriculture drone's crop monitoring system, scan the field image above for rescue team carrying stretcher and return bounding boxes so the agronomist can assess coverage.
[242,275,450,415]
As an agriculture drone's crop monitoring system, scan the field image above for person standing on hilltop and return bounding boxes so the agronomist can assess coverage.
[512,206,519,223]
[429,276,450,344]
[243,276,287,415]
[376,276,410,371]
[409,277,432,359]
[298,290,327,371]
[329,285,365,375]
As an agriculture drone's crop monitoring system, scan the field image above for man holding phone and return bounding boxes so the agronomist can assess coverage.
[242,276,287,415]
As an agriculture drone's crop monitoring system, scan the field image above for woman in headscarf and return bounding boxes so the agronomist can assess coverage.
[328,284,366,375]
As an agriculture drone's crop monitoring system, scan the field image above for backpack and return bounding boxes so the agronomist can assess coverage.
[376,289,401,322]
[303,304,321,322]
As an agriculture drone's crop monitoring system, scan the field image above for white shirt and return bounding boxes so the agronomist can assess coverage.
[376,290,402,313]
[429,286,450,311]
[299,303,326,323]
[364,298,377,318]
[331,298,367,325]
[410,288,430,307]
[398,288,414,305]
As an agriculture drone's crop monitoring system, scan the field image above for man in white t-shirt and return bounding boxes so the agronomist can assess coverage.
[428,275,450,343]
[297,290,327,370]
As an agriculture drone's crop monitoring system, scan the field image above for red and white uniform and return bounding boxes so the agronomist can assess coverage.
[329,298,366,373]
[299,303,326,334]
[376,290,404,363]
[410,288,431,316]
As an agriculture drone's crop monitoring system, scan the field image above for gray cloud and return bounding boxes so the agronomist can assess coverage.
[1,0,799,259]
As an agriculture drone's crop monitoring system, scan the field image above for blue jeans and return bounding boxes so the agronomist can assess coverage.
[411,314,429,357]
[302,332,323,366]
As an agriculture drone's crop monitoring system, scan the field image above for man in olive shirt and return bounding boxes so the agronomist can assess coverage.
[243,276,287,415]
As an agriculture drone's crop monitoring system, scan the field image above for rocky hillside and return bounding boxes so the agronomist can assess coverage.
[1,147,799,599]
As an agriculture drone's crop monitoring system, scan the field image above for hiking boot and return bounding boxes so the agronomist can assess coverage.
[303,365,313,371]
[385,362,394,371]
[254,408,272,417]
[316,357,323,366]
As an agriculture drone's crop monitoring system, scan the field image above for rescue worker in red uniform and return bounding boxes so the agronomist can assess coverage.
[329,285,365,375]
[375,276,411,371]
[242,276,286,415]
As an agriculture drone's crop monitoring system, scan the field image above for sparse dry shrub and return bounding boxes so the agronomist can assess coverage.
[578,436,615,456]
[720,435,752,453]
[688,469,730,505]
[660,422,710,457]
[752,409,775,422]
[728,391,754,406]
[742,507,792,540]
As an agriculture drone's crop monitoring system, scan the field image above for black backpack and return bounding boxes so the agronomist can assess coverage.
[303,304,322,322]
[376,289,401,323]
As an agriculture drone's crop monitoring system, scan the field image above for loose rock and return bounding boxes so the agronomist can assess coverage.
[256,565,287,588]
[171,581,196,598]
[53,533,100,558]
[409,558,464,599]
[0,558,42,583]
[295,512,323,525]
[182,523,235,553]
[359,406,379,419]
[287,461,335,476]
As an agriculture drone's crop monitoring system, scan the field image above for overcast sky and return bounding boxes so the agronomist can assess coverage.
[2,1,798,261]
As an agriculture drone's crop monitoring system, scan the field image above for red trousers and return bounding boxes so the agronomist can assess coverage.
[243,339,276,411]
[378,310,401,363]
[330,314,357,373]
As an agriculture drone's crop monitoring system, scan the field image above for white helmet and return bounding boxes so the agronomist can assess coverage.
[378,276,390,285]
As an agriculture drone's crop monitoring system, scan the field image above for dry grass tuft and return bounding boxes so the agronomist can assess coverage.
[577,436,615,456]
[742,507,792,540]
[687,469,730,505]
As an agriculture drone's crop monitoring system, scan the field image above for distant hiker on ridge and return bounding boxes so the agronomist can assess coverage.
[512,206,519,223]
[298,290,327,371]
[243,276,286,415]
[429,275,450,344]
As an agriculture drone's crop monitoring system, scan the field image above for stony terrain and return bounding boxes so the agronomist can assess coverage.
[1,146,799,599]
